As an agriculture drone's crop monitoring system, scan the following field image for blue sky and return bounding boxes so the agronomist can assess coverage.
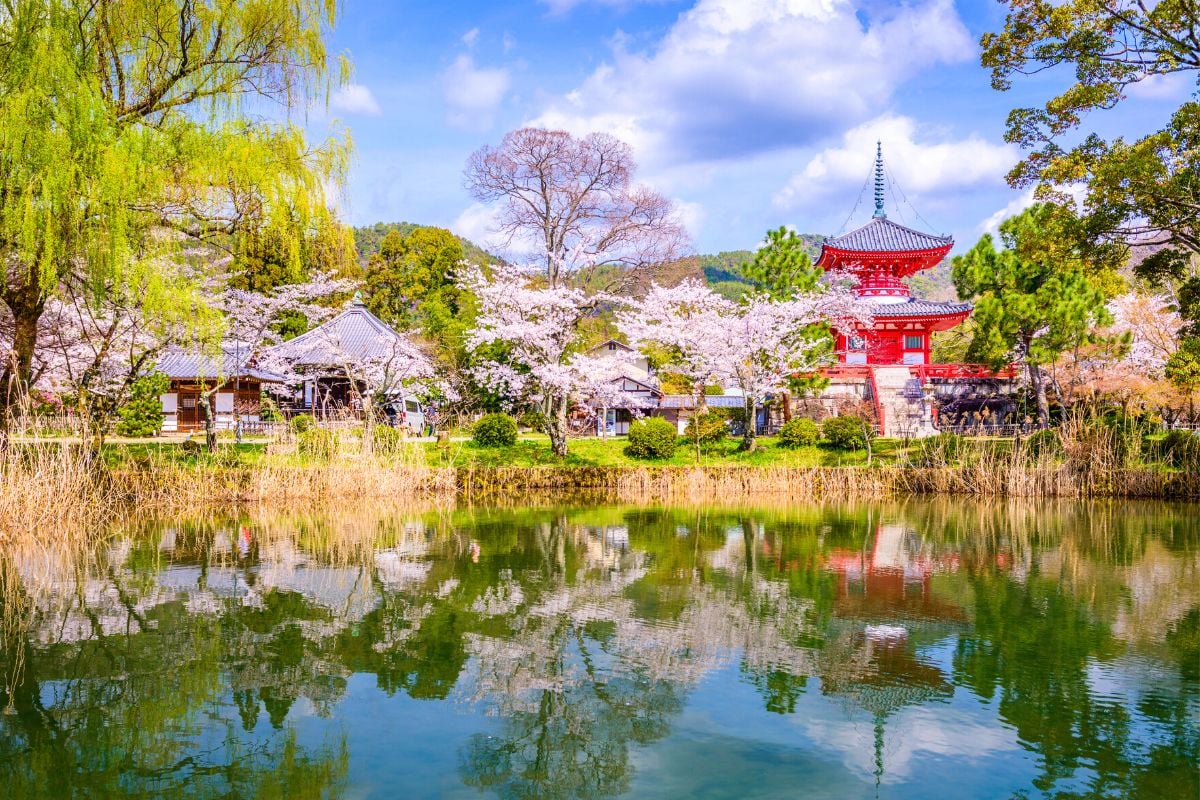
[307,0,1189,256]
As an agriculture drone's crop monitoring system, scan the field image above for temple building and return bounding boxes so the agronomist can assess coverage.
[815,144,1012,437]
[817,144,971,367]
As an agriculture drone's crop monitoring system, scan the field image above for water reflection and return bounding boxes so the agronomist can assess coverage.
[1,500,1197,799]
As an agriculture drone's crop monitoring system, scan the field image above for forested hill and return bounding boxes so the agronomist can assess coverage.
[353,222,499,267]
[697,233,825,299]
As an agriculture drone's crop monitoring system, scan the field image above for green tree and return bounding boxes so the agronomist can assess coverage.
[740,226,824,299]
[0,0,348,431]
[114,372,169,437]
[953,205,1116,427]
[981,1,1200,386]
[364,227,464,330]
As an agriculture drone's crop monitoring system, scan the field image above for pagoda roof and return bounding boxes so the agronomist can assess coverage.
[860,298,972,318]
[824,217,952,254]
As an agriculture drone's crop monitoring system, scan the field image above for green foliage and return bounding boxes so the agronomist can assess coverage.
[472,413,519,448]
[364,227,464,329]
[298,428,339,461]
[740,227,825,299]
[685,410,730,447]
[0,0,347,411]
[1158,430,1200,470]
[821,416,872,451]
[1165,338,1200,392]
[230,221,358,293]
[624,417,679,459]
[953,205,1117,370]
[290,414,316,434]
[777,418,820,448]
[115,373,170,437]
[260,396,283,422]
[354,221,496,269]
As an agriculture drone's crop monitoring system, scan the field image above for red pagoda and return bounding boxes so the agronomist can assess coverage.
[816,143,971,366]
[808,144,1018,438]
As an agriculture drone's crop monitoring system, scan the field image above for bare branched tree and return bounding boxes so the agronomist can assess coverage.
[464,128,689,290]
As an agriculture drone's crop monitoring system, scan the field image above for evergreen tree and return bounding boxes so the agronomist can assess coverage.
[952,205,1116,427]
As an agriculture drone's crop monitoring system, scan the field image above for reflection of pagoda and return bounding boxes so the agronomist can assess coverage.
[824,523,965,624]
[814,144,1014,437]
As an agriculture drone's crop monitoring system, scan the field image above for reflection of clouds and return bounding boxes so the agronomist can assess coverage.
[799,702,1023,783]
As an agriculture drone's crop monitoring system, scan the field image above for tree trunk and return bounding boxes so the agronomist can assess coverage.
[0,298,43,435]
[739,397,757,452]
[1029,362,1050,429]
[546,396,569,458]
[198,393,217,452]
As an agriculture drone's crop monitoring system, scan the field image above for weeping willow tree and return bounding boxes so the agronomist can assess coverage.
[0,0,350,430]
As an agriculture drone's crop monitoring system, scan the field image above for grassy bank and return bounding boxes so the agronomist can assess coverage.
[2,432,1196,537]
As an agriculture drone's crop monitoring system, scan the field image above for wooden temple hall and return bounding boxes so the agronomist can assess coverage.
[813,144,1014,438]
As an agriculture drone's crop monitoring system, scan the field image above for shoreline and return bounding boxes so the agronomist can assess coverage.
[100,462,1199,503]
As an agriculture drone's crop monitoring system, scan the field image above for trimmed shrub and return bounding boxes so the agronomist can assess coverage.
[684,410,729,447]
[1159,429,1200,469]
[298,427,338,460]
[778,418,820,448]
[115,372,169,437]
[473,413,519,447]
[822,415,873,451]
[625,417,678,459]
[290,413,316,434]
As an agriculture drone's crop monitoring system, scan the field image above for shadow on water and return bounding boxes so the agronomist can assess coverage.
[1,496,1197,799]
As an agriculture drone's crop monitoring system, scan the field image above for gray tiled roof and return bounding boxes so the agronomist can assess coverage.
[825,217,952,252]
[156,344,287,382]
[863,299,973,317]
[659,395,748,409]
[264,302,410,367]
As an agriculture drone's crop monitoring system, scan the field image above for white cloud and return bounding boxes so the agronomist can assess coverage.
[450,203,509,252]
[1127,72,1194,100]
[528,0,973,167]
[443,54,511,130]
[330,83,382,116]
[979,189,1035,236]
[461,27,480,47]
[773,115,1017,214]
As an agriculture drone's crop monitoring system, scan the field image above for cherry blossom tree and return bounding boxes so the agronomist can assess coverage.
[460,264,650,457]
[8,262,220,448]
[620,279,860,451]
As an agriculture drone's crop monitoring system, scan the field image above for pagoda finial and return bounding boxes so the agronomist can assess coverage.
[351,290,365,306]
[873,141,886,219]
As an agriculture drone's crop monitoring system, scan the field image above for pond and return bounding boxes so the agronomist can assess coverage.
[1,499,1197,799]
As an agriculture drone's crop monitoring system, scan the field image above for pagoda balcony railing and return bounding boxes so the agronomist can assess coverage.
[816,363,1017,380]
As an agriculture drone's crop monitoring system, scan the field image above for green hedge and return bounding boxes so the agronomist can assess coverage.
[777,418,820,448]
[473,413,519,447]
[625,417,678,459]
[822,415,873,451]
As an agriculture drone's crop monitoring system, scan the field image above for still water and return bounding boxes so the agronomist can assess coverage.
[1,499,1197,799]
